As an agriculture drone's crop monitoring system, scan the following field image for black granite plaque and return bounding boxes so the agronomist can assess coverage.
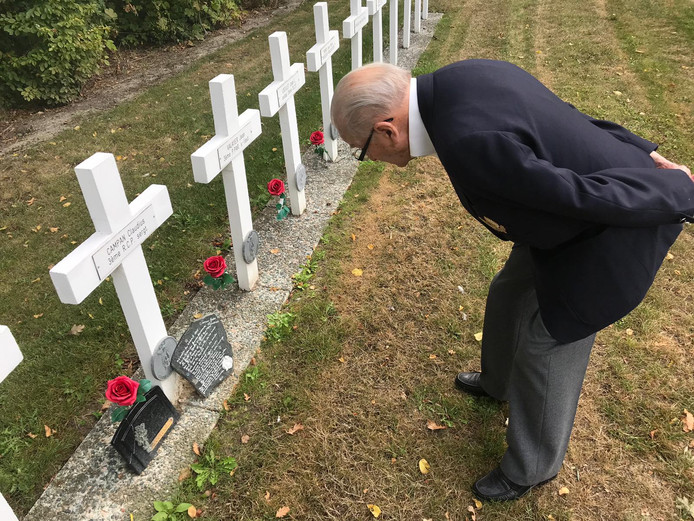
[171,314,234,397]
[111,386,179,474]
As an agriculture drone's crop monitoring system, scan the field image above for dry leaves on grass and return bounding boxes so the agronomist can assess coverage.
[683,409,694,432]
[286,423,304,435]
[69,324,85,335]
[276,506,290,518]
[44,425,56,437]
[367,504,381,518]
[559,486,570,496]
[192,442,201,456]
[426,420,446,431]
[419,458,431,474]
[352,268,363,277]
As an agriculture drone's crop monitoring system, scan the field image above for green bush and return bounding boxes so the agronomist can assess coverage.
[106,0,242,46]
[0,0,115,106]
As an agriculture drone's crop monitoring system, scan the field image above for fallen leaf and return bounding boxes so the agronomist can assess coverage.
[223,400,230,411]
[187,505,197,518]
[367,504,381,518]
[63,202,71,207]
[179,467,192,481]
[426,420,447,431]
[474,332,483,341]
[351,233,356,241]
[448,349,455,355]
[473,498,482,509]
[270,248,280,254]
[244,393,250,401]
[26,197,35,206]
[558,486,570,496]
[49,227,59,233]
[649,429,657,439]
[428,354,437,359]
[613,90,622,96]
[241,434,250,444]
[626,328,634,336]
[367,244,374,250]
[276,506,290,518]
[419,458,431,474]
[683,409,694,432]
[31,277,40,283]
[352,268,363,277]
[33,313,43,319]
[74,126,81,130]
[338,357,345,363]
[666,252,675,260]
[44,425,56,437]
[27,432,37,439]
[69,324,85,335]
[287,423,304,435]
[193,313,203,319]
[193,442,201,456]
[264,491,271,501]
[467,505,477,521]
[272,148,278,152]
[59,195,67,202]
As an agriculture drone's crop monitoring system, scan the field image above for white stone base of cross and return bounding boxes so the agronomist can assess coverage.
[191,74,262,290]
[0,326,23,521]
[389,0,398,64]
[306,2,340,161]
[343,0,369,70]
[258,31,307,216]
[403,0,411,48]
[50,153,179,402]
[367,0,386,62]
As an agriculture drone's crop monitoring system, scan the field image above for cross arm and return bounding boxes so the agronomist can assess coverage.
[50,185,173,305]
[306,30,340,72]
[258,63,305,117]
[191,109,261,183]
[0,325,23,383]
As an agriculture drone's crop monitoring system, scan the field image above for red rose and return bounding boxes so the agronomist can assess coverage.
[310,130,324,146]
[204,256,227,278]
[105,376,139,406]
[267,178,285,196]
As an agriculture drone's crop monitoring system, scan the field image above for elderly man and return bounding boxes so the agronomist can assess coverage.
[330,60,693,501]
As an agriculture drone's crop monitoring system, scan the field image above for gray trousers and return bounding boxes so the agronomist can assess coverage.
[479,244,596,486]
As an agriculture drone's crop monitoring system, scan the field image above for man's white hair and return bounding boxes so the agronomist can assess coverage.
[331,63,411,143]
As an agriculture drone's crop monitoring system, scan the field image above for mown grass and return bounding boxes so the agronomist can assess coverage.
[0,0,388,514]
[147,0,694,519]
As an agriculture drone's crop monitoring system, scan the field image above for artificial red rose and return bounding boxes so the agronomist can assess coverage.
[105,376,139,406]
[310,130,324,146]
[203,256,227,278]
[267,178,285,196]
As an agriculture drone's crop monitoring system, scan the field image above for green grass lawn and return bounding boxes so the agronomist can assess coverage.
[2,0,694,518]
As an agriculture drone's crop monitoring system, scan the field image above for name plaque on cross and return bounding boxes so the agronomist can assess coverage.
[319,33,340,65]
[216,117,260,171]
[277,69,304,108]
[345,10,368,38]
[92,205,157,280]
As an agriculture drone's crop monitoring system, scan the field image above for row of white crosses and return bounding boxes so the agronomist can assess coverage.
[47,0,434,407]
[0,326,22,521]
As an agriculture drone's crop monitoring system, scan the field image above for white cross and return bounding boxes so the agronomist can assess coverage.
[367,0,386,62]
[191,74,262,290]
[389,0,398,64]
[422,0,429,20]
[258,32,307,216]
[49,153,178,401]
[414,0,422,33]
[306,2,340,162]
[0,327,23,521]
[343,0,369,70]
[403,0,411,48]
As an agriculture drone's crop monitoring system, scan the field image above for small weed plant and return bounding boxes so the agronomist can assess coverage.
[266,311,295,342]
[190,449,237,491]
[151,501,194,521]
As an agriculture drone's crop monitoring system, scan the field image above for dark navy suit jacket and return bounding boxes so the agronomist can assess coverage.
[416,60,694,342]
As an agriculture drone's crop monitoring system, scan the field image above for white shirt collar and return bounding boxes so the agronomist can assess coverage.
[409,77,436,158]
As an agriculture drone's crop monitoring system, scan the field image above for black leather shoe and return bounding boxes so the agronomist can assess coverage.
[472,467,557,501]
[454,371,490,397]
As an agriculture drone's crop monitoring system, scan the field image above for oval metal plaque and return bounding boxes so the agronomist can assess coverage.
[329,122,339,141]
[295,163,307,192]
[152,336,177,380]
[242,230,260,264]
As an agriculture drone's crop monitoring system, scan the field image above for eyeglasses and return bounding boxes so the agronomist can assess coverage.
[353,118,394,161]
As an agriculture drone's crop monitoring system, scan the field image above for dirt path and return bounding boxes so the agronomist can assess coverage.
[0,1,302,156]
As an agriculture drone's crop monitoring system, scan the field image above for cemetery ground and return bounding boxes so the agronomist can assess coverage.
[0,0,692,519]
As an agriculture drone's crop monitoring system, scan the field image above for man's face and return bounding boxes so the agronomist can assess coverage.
[349,120,412,167]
